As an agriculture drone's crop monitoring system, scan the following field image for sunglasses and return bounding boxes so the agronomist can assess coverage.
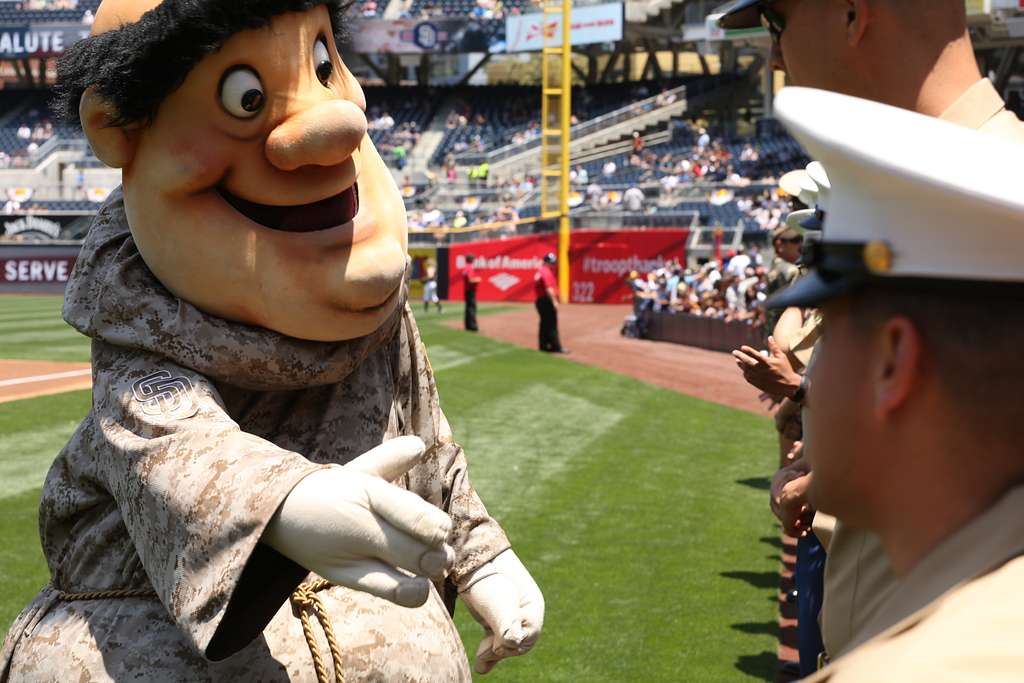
[780,236,804,244]
[759,3,786,42]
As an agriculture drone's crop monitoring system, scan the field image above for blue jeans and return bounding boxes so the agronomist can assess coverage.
[796,532,826,676]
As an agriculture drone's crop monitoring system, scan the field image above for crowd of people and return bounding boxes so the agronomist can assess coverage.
[368,109,421,170]
[628,246,779,327]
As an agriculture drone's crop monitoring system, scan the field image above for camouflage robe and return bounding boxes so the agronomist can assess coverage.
[0,190,509,682]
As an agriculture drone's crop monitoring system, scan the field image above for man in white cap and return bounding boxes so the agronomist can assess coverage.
[716,0,1024,664]
[768,86,1024,679]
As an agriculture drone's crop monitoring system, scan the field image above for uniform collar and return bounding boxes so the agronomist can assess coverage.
[853,483,1024,650]
[939,78,1008,129]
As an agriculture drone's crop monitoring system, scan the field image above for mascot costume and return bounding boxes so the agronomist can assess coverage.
[0,1,543,680]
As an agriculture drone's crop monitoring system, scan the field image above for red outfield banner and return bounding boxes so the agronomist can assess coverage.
[448,229,688,303]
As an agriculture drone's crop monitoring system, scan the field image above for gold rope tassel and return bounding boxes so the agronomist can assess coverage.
[291,579,345,683]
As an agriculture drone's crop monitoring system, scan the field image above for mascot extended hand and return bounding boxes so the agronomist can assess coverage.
[459,550,545,674]
[263,437,455,608]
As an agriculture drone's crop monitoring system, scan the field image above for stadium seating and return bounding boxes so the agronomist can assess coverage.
[0,0,99,24]
[363,86,436,168]
[429,80,691,166]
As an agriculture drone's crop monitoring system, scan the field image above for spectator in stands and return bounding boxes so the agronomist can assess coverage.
[623,185,644,213]
[393,143,407,170]
[602,159,616,178]
[586,181,603,210]
[726,248,752,279]
[697,127,711,150]
[632,131,644,154]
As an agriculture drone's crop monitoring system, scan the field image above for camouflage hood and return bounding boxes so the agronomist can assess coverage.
[62,187,405,391]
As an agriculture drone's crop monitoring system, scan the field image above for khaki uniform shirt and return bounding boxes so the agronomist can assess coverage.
[0,191,509,682]
[812,78,1024,661]
[805,485,1024,682]
[764,258,800,340]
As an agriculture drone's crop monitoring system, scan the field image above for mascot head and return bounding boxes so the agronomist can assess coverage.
[56,0,408,341]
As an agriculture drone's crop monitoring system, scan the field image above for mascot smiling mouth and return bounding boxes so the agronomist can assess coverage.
[219,184,360,233]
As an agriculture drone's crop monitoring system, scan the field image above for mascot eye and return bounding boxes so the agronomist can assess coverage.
[220,67,265,118]
[314,38,333,85]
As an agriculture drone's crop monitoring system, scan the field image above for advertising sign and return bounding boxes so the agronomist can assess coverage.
[1,213,93,241]
[568,229,688,304]
[0,243,81,293]
[351,17,505,54]
[505,3,623,53]
[448,234,557,302]
[0,24,90,58]
[446,229,688,303]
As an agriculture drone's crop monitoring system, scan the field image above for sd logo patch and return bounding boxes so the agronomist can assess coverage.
[131,370,199,420]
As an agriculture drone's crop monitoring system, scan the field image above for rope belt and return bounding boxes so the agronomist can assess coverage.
[55,579,344,683]
[57,587,157,601]
[290,579,345,683]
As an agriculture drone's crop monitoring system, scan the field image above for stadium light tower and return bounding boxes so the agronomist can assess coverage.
[540,0,573,302]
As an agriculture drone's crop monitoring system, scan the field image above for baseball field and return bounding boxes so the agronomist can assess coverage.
[0,294,781,681]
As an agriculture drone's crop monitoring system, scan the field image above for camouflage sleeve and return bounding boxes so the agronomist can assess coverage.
[396,309,511,585]
[91,340,326,660]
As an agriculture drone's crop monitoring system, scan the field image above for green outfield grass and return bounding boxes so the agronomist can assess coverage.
[0,296,780,681]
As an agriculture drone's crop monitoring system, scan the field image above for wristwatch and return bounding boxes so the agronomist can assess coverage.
[790,375,809,404]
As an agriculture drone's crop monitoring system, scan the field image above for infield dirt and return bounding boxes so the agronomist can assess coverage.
[0,360,91,404]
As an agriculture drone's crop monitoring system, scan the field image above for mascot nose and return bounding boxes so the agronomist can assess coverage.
[266,99,367,171]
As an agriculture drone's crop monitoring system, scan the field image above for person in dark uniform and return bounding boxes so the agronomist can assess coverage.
[462,254,480,332]
[533,253,567,353]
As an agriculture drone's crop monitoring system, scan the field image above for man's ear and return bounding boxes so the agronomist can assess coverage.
[846,0,871,47]
[873,316,924,420]
[79,87,139,169]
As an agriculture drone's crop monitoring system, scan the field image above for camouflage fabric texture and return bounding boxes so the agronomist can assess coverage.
[0,190,509,682]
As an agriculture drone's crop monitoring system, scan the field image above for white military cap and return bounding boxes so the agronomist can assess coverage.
[768,86,1024,309]
[780,168,820,235]
[779,168,808,196]
[798,160,831,231]
[786,208,816,234]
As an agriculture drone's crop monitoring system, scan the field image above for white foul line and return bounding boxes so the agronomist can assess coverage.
[0,369,92,388]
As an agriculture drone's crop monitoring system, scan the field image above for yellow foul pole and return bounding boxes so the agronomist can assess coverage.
[540,0,572,302]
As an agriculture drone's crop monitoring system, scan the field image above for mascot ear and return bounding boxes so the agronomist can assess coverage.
[79,87,138,169]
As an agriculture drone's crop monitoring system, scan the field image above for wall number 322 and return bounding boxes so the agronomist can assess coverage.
[572,281,595,303]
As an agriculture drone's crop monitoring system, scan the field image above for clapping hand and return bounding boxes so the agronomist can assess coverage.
[733,336,803,401]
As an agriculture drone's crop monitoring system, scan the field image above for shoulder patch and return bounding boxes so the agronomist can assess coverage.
[131,370,199,421]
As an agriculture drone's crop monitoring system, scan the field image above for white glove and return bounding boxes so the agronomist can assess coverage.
[262,436,454,608]
[459,549,544,674]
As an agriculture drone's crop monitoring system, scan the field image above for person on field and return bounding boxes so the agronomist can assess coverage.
[533,253,567,354]
[462,254,481,332]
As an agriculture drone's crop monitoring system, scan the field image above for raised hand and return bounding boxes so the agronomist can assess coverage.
[733,336,803,400]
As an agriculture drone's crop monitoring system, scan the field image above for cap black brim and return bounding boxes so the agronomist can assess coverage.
[765,270,861,309]
[714,0,762,29]
[799,214,823,230]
